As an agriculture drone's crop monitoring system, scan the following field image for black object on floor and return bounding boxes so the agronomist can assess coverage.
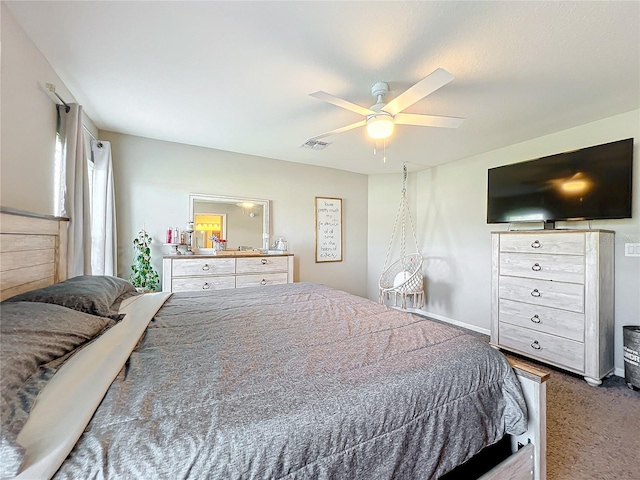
[439,435,512,479]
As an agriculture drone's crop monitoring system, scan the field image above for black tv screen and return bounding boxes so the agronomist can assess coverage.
[487,138,634,224]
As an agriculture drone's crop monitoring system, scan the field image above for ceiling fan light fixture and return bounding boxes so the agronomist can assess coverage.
[308,69,462,146]
[366,115,394,139]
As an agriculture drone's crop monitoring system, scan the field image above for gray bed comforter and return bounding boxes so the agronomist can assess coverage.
[54,283,527,479]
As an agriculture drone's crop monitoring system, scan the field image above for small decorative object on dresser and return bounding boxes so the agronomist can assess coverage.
[209,234,227,251]
[162,253,294,292]
[130,227,160,293]
[491,229,614,386]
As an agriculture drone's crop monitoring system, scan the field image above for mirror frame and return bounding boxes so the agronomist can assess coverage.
[189,193,270,251]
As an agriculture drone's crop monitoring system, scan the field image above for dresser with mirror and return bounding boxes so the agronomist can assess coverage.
[162,194,293,293]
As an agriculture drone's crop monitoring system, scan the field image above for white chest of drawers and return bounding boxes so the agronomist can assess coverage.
[162,254,294,293]
[491,230,614,386]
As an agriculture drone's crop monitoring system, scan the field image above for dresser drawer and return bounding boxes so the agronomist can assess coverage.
[499,322,584,372]
[500,252,584,284]
[171,258,235,277]
[236,256,288,274]
[172,276,235,292]
[500,233,584,255]
[236,273,289,288]
[499,275,584,313]
[163,255,294,293]
[498,299,584,342]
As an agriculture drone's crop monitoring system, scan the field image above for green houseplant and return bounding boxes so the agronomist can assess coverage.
[130,228,160,292]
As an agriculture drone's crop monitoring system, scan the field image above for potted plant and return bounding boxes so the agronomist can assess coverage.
[130,227,160,292]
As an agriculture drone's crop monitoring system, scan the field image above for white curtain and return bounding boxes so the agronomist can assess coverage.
[58,104,92,277]
[90,140,117,276]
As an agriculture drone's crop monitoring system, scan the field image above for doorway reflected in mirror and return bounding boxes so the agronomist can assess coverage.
[194,213,226,248]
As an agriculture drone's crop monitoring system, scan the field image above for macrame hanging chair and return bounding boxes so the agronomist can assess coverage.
[379,162,425,309]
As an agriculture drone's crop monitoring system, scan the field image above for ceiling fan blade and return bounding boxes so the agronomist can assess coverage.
[383,68,454,116]
[310,91,375,117]
[394,113,464,129]
[306,120,367,141]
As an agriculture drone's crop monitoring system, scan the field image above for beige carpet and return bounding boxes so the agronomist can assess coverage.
[541,365,640,479]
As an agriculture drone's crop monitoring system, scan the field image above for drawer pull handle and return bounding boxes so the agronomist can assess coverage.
[202,264,210,271]
[531,314,541,324]
[261,279,267,285]
[202,282,210,290]
[531,240,541,249]
[531,263,542,271]
[531,340,541,350]
[531,289,541,297]
[261,259,268,265]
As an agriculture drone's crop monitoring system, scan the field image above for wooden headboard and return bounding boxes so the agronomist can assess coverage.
[0,207,69,301]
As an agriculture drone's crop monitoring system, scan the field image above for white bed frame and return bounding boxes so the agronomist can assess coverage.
[0,208,549,480]
[482,358,549,480]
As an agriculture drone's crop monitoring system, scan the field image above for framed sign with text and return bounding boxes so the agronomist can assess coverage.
[315,197,342,262]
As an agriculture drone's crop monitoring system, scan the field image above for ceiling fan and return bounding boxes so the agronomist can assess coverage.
[306,68,464,143]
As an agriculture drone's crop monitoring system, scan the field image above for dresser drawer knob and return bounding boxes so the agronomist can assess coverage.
[261,279,267,285]
[531,240,541,249]
[531,314,541,324]
[261,259,268,265]
[202,264,210,271]
[531,340,541,350]
[202,282,210,290]
[531,289,541,297]
[531,263,542,271]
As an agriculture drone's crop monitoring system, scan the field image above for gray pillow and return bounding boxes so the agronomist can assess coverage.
[0,301,115,478]
[3,275,139,320]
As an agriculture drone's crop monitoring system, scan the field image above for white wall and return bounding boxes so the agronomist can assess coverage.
[102,132,369,296]
[369,110,640,375]
[1,2,66,213]
[0,3,98,214]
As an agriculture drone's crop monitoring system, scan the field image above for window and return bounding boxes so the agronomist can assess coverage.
[53,126,94,218]
[84,128,95,215]
[53,132,65,217]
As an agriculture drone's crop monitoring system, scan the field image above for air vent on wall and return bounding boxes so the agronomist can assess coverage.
[301,139,330,150]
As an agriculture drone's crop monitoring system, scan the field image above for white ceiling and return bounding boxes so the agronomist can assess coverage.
[7,1,640,175]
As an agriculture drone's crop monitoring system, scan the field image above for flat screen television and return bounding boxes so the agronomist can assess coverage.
[487,138,634,226]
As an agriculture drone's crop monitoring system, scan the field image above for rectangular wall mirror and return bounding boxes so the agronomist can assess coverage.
[189,194,270,252]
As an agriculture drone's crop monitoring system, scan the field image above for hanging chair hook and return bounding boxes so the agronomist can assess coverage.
[402,162,408,193]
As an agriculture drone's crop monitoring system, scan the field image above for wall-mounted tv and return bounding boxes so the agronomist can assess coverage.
[487,138,634,226]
